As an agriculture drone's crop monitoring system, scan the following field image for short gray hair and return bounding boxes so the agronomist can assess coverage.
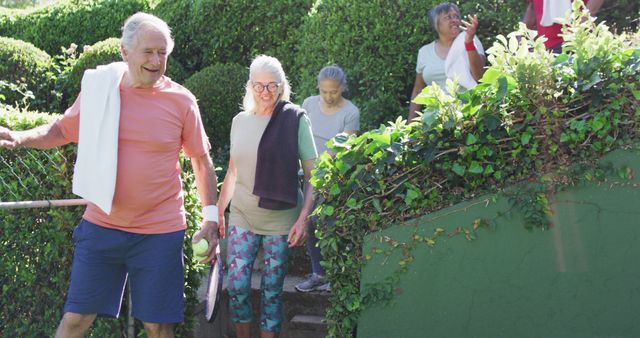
[242,55,292,114]
[121,12,174,54]
[428,3,460,32]
[317,64,347,90]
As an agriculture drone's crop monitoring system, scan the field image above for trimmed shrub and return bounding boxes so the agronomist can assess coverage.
[0,0,150,56]
[0,107,205,337]
[153,0,313,73]
[62,37,122,106]
[61,37,188,109]
[184,62,247,153]
[593,0,639,32]
[166,56,189,84]
[0,36,55,110]
[294,0,528,131]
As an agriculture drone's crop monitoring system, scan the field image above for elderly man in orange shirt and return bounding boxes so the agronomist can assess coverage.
[1,13,219,338]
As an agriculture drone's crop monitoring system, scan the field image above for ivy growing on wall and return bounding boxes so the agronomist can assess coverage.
[311,5,640,337]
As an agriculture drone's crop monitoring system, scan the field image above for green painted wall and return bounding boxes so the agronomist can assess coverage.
[358,148,640,338]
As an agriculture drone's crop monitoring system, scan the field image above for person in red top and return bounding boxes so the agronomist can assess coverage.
[522,0,605,53]
[0,13,220,338]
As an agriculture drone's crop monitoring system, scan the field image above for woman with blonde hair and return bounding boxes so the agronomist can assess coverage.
[216,55,317,337]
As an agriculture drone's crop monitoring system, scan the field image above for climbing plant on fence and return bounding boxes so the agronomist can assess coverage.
[311,6,640,337]
[0,106,206,337]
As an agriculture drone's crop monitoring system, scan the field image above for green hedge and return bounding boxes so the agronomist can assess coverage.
[153,0,313,73]
[0,0,150,56]
[184,62,247,154]
[311,8,640,336]
[597,0,639,32]
[61,37,122,108]
[294,0,528,130]
[0,106,205,337]
[0,36,55,111]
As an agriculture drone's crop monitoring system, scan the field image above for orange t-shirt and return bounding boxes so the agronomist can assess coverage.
[56,76,211,234]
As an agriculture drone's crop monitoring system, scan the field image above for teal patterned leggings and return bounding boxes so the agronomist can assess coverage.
[226,225,290,332]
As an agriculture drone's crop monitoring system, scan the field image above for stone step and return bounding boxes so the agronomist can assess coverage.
[194,274,330,338]
[285,315,328,338]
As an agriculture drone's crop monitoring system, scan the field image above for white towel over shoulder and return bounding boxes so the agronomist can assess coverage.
[445,33,484,91]
[73,61,128,214]
[540,0,572,26]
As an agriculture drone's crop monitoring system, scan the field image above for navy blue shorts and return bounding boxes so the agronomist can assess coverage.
[64,219,185,323]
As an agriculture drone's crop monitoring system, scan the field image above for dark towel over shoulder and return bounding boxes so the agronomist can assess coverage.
[253,100,305,210]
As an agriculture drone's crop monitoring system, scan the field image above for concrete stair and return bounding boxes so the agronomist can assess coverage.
[193,246,330,338]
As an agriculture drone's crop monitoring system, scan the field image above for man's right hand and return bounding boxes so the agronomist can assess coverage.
[0,126,18,149]
[192,220,220,264]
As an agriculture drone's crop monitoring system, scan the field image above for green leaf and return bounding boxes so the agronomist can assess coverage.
[496,76,508,100]
[422,109,438,128]
[483,114,500,130]
[479,67,502,84]
[582,71,602,91]
[493,170,503,179]
[466,133,478,145]
[369,132,391,146]
[452,164,466,176]
[443,118,456,130]
[372,198,382,213]
[469,161,484,174]
[329,184,341,196]
[346,198,358,209]
[521,132,532,145]
[560,132,571,142]
[405,189,420,205]
[508,35,519,53]
[323,205,335,216]
[553,53,569,65]
[484,164,494,174]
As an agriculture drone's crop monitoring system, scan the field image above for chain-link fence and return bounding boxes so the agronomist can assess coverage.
[0,146,86,208]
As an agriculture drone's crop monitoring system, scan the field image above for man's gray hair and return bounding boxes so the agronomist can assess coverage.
[317,64,347,90]
[242,55,292,114]
[428,2,461,32]
[121,12,174,53]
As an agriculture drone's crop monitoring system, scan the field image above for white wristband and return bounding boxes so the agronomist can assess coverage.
[202,205,219,223]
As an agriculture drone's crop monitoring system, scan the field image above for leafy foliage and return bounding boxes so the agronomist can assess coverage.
[152,0,314,73]
[0,36,54,110]
[311,8,640,336]
[0,107,205,337]
[184,62,247,154]
[0,0,150,56]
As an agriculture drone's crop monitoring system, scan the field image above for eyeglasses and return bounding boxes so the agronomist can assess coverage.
[252,82,281,93]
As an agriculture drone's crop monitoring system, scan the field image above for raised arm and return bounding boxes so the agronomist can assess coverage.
[0,122,69,150]
[190,152,220,263]
[462,14,486,81]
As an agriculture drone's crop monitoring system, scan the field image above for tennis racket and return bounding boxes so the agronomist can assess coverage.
[205,243,223,322]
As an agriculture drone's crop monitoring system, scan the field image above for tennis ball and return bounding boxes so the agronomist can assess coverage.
[290,233,297,243]
[192,239,208,256]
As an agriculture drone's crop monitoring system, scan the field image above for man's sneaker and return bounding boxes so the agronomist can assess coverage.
[295,273,330,292]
